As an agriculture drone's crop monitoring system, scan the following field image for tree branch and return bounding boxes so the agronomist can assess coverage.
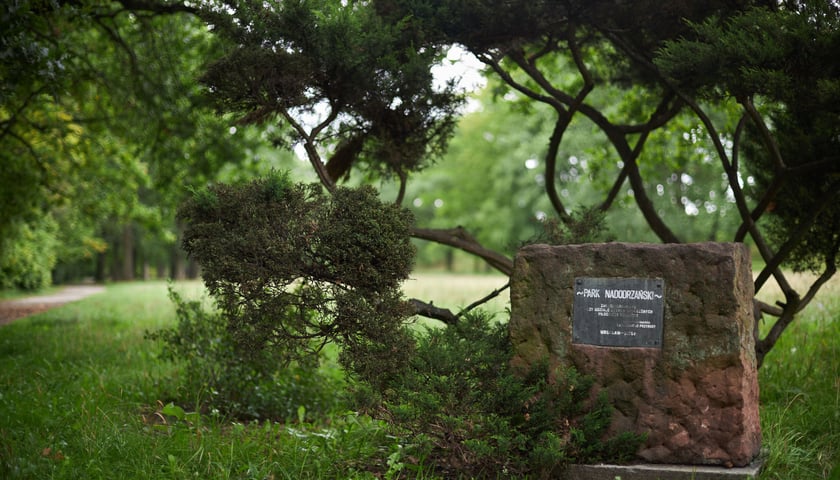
[754,180,840,291]
[736,157,840,241]
[755,300,784,317]
[544,118,573,222]
[491,39,679,240]
[281,109,338,193]
[408,282,510,326]
[408,299,458,325]
[599,94,678,212]
[795,249,838,314]
[458,282,510,317]
[92,17,140,75]
[541,36,594,223]
[740,96,786,171]
[600,161,630,211]
[410,226,514,276]
[688,98,796,297]
[628,44,789,293]
[477,52,564,111]
[395,170,407,206]
[756,249,836,366]
[112,0,198,16]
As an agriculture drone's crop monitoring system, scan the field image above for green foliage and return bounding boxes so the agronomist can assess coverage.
[368,311,645,478]
[657,4,840,273]
[0,217,58,290]
[148,287,343,421]
[178,176,416,388]
[200,0,463,182]
[530,208,613,246]
[1,1,261,285]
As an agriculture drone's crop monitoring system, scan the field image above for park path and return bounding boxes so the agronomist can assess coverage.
[0,285,106,327]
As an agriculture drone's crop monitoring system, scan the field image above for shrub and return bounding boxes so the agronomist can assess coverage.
[367,311,645,478]
[530,207,613,246]
[152,174,416,419]
[149,287,344,421]
[177,173,416,387]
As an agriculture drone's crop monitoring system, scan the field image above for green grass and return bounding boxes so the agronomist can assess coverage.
[757,278,840,480]
[403,272,510,316]
[0,282,401,479]
[0,274,837,479]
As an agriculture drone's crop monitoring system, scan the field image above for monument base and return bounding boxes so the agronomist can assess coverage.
[566,454,766,480]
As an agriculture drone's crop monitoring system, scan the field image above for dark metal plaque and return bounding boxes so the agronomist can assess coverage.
[572,277,665,348]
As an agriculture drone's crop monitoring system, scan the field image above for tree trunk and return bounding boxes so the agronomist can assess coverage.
[186,258,201,279]
[172,246,187,280]
[120,225,134,281]
[95,252,106,283]
[156,258,168,279]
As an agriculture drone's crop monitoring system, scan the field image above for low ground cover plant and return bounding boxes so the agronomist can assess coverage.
[366,312,642,478]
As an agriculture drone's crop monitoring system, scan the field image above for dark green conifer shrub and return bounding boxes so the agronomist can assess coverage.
[531,207,612,246]
[151,173,416,419]
[369,311,645,478]
[176,172,416,388]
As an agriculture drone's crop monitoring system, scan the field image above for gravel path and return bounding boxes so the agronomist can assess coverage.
[0,285,106,326]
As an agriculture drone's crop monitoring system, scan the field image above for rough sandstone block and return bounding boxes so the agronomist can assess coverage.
[510,242,761,466]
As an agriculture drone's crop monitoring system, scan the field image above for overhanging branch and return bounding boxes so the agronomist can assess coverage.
[409,283,510,326]
[754,181,840,291]
[409,299,458,325]
[410,226,514,276]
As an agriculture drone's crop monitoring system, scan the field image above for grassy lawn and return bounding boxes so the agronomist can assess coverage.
[0,273,837,479]
[756,275,840,479]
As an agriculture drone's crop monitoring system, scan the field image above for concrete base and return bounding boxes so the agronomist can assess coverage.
[566,456,765,480]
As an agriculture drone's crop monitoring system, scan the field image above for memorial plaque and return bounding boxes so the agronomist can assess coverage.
[572,277,665,348]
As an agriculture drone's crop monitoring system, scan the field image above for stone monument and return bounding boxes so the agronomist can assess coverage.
[510,242,761,468]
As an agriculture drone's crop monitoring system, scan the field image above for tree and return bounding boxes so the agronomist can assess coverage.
[198,0,462,196]
[194,0,837,366]
[405,76,745,267]
[0,0,258,287]
[656,1,840,362]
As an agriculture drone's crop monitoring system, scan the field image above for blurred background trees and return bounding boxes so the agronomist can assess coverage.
[1,0,265,288]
